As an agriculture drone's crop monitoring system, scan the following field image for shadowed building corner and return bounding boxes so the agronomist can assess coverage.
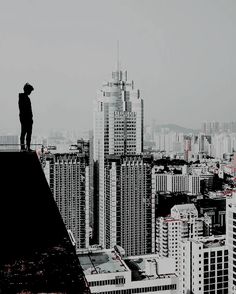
[0,151,90,294]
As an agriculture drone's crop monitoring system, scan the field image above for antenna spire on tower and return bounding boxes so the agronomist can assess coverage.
[117,40,120,72]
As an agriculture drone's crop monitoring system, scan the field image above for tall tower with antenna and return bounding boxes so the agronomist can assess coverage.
[92,50,155,256]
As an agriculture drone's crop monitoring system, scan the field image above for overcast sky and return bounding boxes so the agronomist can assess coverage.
[0,0,235,135]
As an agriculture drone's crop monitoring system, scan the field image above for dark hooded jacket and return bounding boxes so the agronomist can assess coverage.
[18,93,33,123]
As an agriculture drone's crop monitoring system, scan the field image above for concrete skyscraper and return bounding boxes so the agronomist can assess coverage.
[104,154,154,256]
[44,152,90,249]
[93,67,147,252]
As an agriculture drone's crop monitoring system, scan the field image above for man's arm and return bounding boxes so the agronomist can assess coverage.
[18,94,24,114]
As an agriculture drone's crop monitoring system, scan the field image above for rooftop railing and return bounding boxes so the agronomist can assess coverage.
[0,144,44,152]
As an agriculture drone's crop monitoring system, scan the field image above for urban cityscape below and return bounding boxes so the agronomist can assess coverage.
[0,1,235,293]
[1,66,236,293]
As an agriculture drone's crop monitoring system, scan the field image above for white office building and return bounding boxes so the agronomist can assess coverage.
[156,217,182,273]
[152,171,168,192]
[180,235,228,294]
[152,173,200,195]
[171,204,198,220]
[166,174,188,193]
[156,204,210,273]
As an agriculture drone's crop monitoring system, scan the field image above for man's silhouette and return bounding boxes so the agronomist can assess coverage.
[19,83,34,151]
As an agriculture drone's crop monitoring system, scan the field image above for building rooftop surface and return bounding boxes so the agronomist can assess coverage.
[161,217,181,223]
[78,248,129,275]
[0,152,89,293]
[124,255,177,281]
[78,248,177,282]
[171,203,197,212]
[191,235,226,249]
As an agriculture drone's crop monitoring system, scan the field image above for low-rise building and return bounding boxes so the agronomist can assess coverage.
[78,247,179,294]
[152,172,200,195]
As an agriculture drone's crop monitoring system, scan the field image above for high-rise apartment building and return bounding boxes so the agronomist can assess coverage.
[226,192,236,293]
[156,217,182,273]
[104,155,154,256]
[45,152,90,249]
[93,68,145,249]
[152,170,167,192]
[189,175,201,195]
[167,174,189,193]
[156,204,211,273]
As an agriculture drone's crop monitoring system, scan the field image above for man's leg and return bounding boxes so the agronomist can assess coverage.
[20,123,27,151]
[26,123,33,151]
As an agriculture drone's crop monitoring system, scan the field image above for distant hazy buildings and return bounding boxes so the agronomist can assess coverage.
[146,120,236,161]
[201,121,236,135]
[0,135,19,151]
[151,132,185,156]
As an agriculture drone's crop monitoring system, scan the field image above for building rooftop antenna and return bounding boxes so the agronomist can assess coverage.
[117,40,120,73]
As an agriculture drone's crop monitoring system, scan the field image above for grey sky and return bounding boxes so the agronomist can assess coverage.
[0,0,235,135]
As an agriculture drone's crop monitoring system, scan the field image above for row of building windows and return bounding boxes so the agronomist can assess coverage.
[89,277,125,287]
[204,284,228,290]
[203,263,228,270]
[204,272,228,279]
[92,283,177,294]
[204,256,228,263]
[204,251,228,258]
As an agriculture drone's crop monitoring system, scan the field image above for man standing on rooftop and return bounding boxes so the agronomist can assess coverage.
[18,83,34,152]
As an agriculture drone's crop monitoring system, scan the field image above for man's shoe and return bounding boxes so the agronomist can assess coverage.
[20,144,26,152]
[26,147,34,152]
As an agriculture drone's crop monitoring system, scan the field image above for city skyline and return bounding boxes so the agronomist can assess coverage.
[0,0,236,135]
[2,2,236,293]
